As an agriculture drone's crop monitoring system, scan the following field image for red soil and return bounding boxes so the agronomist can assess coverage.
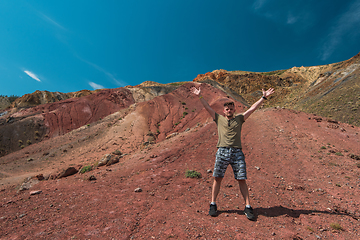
[0,88,135,157]
[1,83,359,239]
[35,88,135,137]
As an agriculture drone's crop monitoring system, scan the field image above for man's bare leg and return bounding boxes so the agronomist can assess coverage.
[237,179,250,206]
[238,179,255,220]
[211,177,223,203]
[209,177,222,216]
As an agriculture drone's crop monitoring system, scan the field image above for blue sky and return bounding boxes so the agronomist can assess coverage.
[1,0,360,96]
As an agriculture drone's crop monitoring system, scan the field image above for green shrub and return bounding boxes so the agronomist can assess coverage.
[112,150,122,155]
[330,223,344,231]
[80,165,92,174]
[185,170,201,178]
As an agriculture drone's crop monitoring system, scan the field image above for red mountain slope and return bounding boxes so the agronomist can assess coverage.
[1,83,359,239]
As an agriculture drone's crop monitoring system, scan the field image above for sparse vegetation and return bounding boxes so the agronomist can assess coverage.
[169,82,187,86]
[260,70,286,76]
[330,223,344,231]
[0,94,20,103]
[112,150,122,155]
[185,170,202,178]
[306,226,314,232]
[80,165,92,174]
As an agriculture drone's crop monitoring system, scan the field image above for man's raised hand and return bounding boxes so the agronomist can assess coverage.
[191,86,201,96]
[262,88,275,98]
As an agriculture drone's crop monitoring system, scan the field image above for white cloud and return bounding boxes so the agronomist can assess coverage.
[24,70,41,82]
[75,55,128,86]
[39,12,66,31]
[251,1,314,30]
[320,0,360,60]
[252,0,269,11]
[89,82,104,90]
[287,12,298,25]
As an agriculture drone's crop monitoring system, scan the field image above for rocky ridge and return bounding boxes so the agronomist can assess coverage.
[193,52,360,127]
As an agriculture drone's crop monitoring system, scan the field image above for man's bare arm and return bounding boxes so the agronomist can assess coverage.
[191,86,216,120]
[243,88,274,121]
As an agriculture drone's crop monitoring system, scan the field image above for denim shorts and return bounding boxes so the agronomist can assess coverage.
[213,147,247,180]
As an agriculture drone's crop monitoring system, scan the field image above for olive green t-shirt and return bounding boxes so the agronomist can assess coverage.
[214,113,245,149]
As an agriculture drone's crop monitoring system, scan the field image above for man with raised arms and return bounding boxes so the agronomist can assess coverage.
[191,84,274,220]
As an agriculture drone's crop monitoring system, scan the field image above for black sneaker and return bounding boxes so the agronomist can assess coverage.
[244,207,255,220]
[209,204,217,217]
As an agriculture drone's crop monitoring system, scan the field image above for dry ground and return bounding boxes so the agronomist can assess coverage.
[1,83,360,239]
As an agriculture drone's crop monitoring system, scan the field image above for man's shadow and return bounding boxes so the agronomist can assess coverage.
[217,205,358,221]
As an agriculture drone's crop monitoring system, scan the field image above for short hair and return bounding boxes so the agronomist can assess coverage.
[224,101,234,107]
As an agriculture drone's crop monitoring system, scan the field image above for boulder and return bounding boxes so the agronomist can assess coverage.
[57,167,78,178]
[18,177,40,192]
[95,154,112,167]
[106,156,120,166]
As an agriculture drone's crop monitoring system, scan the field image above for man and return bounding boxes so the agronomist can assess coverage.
[191,84,274,220]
